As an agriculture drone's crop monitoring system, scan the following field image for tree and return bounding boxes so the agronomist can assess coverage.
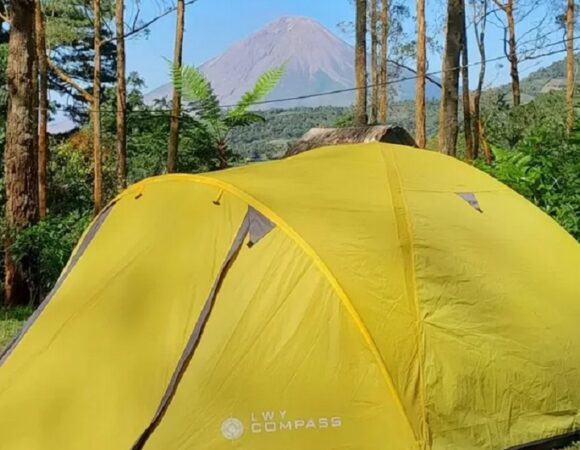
[460,0,474,160]
[566,0,575,134]
[167,0,185,173]
[116,0,127,189]
[493,0,521,106]
[379,0,388,124]
[93,0,103,213]
[44,0,116,123]
[35,0,48,219]
[172,64,284,168]
[370,0,379,123]
[415,0,426,146]
[355,0,368,126]
[439,0,463,155]
[4,0,39,305]
[471,0,488,160]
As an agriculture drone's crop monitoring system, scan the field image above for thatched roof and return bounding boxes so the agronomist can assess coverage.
[285,126,417,157]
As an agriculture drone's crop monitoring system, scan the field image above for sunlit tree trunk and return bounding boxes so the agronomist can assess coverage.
[116,0,127,189]
[4,0,39,305]
[415,0,426,147]
[460,0,474,161]
[35,0,48,219]
[439,0,462,156]
[379,0,388,124]
[494,0,520,107]
[167,0,185,173]
[472,0,487,159]
[93,0,102,214]
[505,1,520,106]
[566,0,575,134]
[355,0,368,126]
[370,0,379,124]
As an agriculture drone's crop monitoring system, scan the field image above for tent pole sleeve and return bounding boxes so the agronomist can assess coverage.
[130,206,273,450]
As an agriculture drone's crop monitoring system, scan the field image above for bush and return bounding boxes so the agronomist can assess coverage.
[10,212,91,303]
[478,129,580,240]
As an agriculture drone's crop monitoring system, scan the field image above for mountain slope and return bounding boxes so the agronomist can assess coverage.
[145,16,441,108]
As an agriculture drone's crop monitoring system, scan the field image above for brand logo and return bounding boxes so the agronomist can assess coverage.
[221,417,244,440]
[220,410,342,439]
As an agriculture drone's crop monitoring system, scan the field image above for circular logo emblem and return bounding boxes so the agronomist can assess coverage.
[221,417,244,440]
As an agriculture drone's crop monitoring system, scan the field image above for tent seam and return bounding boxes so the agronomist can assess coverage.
[381,147,430,450]
[120,173,418,442]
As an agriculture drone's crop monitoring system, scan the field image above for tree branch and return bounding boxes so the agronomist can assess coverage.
[0,10,11,23]
[47,58,94,103]
[387,58,442,88]
[101,0,198,46]
[491,0,506,11]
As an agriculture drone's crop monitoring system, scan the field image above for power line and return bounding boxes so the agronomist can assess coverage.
[41,36,580,116]
[219,38,580,109]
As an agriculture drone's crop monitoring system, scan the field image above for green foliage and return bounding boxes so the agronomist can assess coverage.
[175,65,221,121]
[481,92,567,149]
[0,305,33,351]
[10,212,91,300]
[102,73,220,176]
[228,106,352,159]
[172,63,284,163]
[478,92,580,240]
[228,65,286,119]
[45,0,117,122]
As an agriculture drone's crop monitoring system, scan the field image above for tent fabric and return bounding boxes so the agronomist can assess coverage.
[0,143,578,450]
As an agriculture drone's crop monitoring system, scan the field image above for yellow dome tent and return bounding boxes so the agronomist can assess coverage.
[0,143,578,450]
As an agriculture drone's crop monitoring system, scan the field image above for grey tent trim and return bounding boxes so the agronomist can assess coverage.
[506,429,580,450]
[457,192,483,213]
[131,206,274,450]
[0,203,115,368]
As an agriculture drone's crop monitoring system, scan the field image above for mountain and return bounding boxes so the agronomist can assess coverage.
[144,16,441,108]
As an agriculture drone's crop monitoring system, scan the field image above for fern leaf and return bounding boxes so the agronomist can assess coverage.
[228,64,285,119]
[169,63,221,121]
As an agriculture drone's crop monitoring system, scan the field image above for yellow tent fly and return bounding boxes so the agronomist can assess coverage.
[0,143,578,450]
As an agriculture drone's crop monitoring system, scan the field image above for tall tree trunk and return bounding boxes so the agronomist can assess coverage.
[116,0,127,189]
[379,0,388,124]
[167,0,185,173]
[566,0,575,135]
[505,0,520,107]
[35,0,48,219]
[4,0,39,305]
[472,0,487,160]
[460,0,474,161]
[439,0,462,155]
[370,0,379,124]
[415,0,426,147]
[354,0,368,126]
[93,0,102,214]
[32,41,38,171]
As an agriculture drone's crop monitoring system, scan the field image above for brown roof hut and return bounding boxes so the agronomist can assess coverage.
[285,125,417,157]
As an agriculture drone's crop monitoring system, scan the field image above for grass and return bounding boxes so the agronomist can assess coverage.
[0,306,32,352]
[0,308,579,450]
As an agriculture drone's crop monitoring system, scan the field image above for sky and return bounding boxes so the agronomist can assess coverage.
[122,0,568,96]
[46,0,568,126]
[125,0,353,91]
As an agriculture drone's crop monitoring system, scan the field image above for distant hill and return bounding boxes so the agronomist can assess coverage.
[504,54,580,97]
[144,16,441,108]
